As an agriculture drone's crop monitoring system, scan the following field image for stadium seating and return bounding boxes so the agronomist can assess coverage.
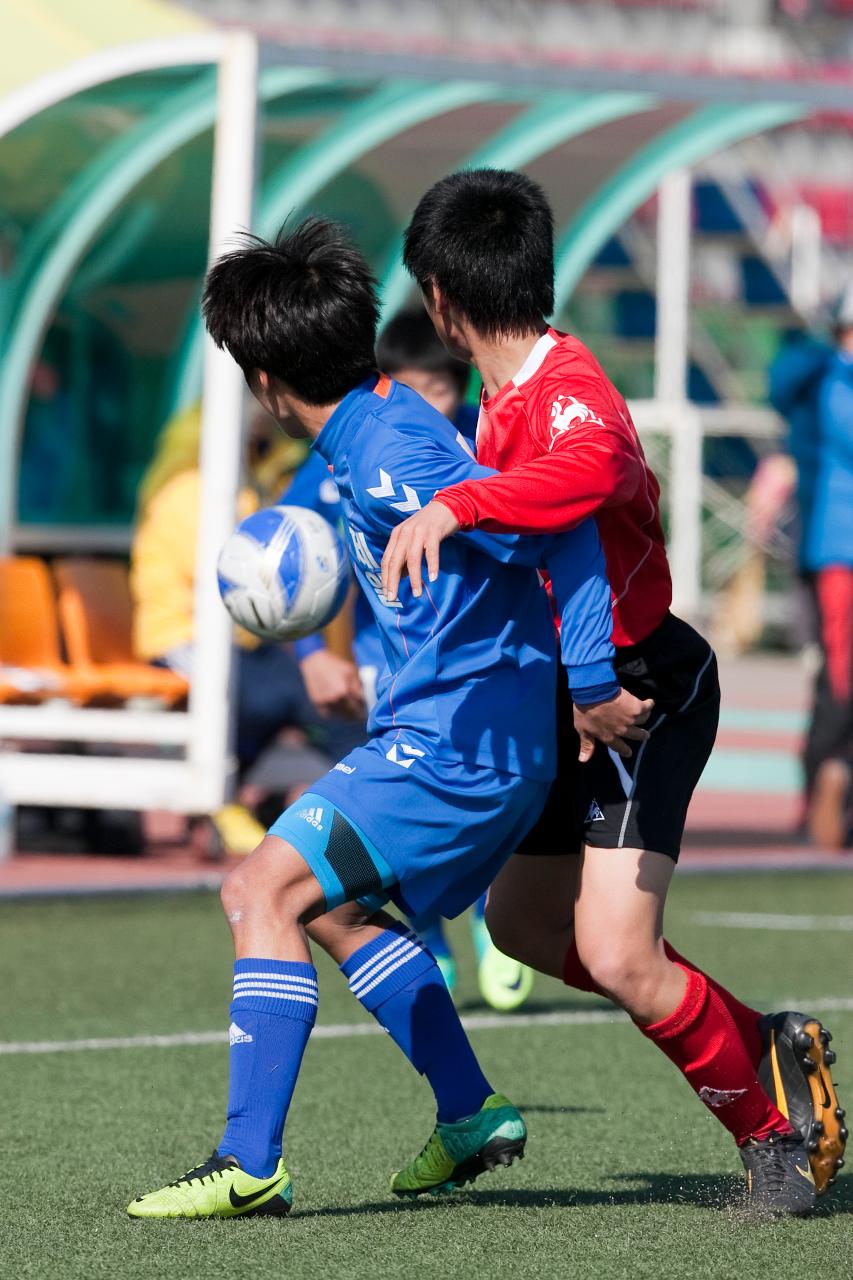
[0,557,102,704]
[53,559,188,707]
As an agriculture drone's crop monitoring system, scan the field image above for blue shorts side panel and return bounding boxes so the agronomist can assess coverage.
[268,794,394,911]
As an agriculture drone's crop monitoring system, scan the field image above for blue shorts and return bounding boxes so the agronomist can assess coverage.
[268,734,549,920]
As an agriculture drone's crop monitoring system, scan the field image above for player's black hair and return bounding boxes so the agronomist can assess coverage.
[377,308,470,398]
[202,217,379,405]
[403,168,555,337]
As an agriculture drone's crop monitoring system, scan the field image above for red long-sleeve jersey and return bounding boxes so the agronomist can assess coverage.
[436,329,672,649]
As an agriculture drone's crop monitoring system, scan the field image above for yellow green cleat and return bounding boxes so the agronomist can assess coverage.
[127,1152,292,1219]
[390,1093,526,1197]
[477,941,534,1012]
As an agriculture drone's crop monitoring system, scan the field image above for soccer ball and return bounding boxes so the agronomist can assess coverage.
[217,505,350,641]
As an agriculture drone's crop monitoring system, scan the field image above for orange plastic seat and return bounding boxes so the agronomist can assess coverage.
[0,556,102,704]
[53,558,188,708]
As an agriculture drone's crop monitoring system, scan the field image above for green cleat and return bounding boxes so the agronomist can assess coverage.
[127,1152,293,1219]
[390,1093,526,1197]
[477,940,534,1013]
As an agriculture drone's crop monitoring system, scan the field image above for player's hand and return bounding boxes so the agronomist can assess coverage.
[381,501,460,601]
[574,689,654,762]
[299,649,365,719]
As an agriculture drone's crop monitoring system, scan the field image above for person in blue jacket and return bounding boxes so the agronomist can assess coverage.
[801,291,853,846]
[285,308,527,1007]
[768,328,832,573]
[129,218,640,1217]
[770,291,853,846]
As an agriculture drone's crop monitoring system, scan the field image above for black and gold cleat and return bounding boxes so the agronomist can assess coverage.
[758,1011,847,1196]
[740,1133,817,1217]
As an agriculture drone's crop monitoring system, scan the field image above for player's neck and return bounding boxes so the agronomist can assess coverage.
[468,323,549,400]
[286,399,342,440]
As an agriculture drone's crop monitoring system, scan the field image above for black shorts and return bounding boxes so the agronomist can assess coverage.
[516,613,720,861]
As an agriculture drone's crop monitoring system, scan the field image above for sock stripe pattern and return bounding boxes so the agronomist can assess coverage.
[221,958,318,1178]
[341,923,492,1123]
[231,958,318,1023]
[343,925,435,1012]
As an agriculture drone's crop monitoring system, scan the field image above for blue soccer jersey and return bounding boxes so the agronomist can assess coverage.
[308,375,613,780]
[284,403,479,681]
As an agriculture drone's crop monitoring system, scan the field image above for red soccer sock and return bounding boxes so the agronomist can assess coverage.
[562,939,764,1067]
[662,942,763,1068]
[639,967,792,1145]
[562,938,600,992]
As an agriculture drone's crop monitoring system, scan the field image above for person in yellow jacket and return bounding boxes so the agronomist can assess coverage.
[131,404,364,853]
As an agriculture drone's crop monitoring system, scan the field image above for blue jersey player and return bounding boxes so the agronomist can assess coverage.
[128,218,616,1219]
[284,309,523,1007]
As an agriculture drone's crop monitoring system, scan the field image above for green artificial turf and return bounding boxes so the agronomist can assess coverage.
[1,871,851,1279]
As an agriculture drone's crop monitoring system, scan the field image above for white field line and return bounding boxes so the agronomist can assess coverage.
[2,1000,853,1058]
[690,911,853,931]
[0,1010,622,1056]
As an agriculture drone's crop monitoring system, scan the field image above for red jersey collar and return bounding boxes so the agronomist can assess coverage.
[480,328,561,412]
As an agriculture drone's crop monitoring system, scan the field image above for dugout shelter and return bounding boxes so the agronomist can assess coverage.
[0,0,845,817]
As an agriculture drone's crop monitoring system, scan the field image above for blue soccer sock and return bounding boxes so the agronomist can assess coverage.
[341,923,492,1124]
[219,958,318,1178]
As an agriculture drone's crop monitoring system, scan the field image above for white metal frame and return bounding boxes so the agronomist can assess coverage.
[0,31,257,814]
[0,33,792,815]
[0,34,227,142]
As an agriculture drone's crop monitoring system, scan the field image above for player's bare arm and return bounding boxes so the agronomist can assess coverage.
[382,499,459,600]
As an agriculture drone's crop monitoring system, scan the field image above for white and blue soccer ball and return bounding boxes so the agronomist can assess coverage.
[217,505,350,641]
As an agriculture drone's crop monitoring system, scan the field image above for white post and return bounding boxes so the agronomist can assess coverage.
[187,30,259,810]
[790,202,822,318]
[655,168,701,618]
[669,405,703,619]
[655,168,691,402]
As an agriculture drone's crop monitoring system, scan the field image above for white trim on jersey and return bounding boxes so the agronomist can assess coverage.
[511,332,558,388]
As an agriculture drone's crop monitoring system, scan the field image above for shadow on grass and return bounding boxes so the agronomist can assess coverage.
[291,1172,853,1220]
[513,1103,605,1115]
[453,997,615,1016]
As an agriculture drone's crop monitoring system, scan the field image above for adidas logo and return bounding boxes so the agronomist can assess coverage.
[296,805,324,831]
[333,762,355,775]
[229,1022,253,1046]
[586,799,605,823]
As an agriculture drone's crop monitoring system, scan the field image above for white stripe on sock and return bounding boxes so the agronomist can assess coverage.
[231,990,317,1007]
[233,983,318,993]
[234,971,318,989]
[346,931,416,987]
[232,984,319,1002]
[349,939,419,998]
[352,949,425,1001]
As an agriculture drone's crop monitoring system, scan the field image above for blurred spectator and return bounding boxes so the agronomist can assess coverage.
[770,293,853,848]
[131,404,357,855]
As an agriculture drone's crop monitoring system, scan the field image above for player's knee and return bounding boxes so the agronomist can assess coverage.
[484,898,531,963]
[220,840,309,925]
[577,939,651,1008]
[220,863,252,922]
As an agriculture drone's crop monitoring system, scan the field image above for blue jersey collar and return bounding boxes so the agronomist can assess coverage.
[312,374,391,466]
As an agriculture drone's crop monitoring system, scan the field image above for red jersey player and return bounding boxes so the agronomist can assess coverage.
[382,168,845,1214]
